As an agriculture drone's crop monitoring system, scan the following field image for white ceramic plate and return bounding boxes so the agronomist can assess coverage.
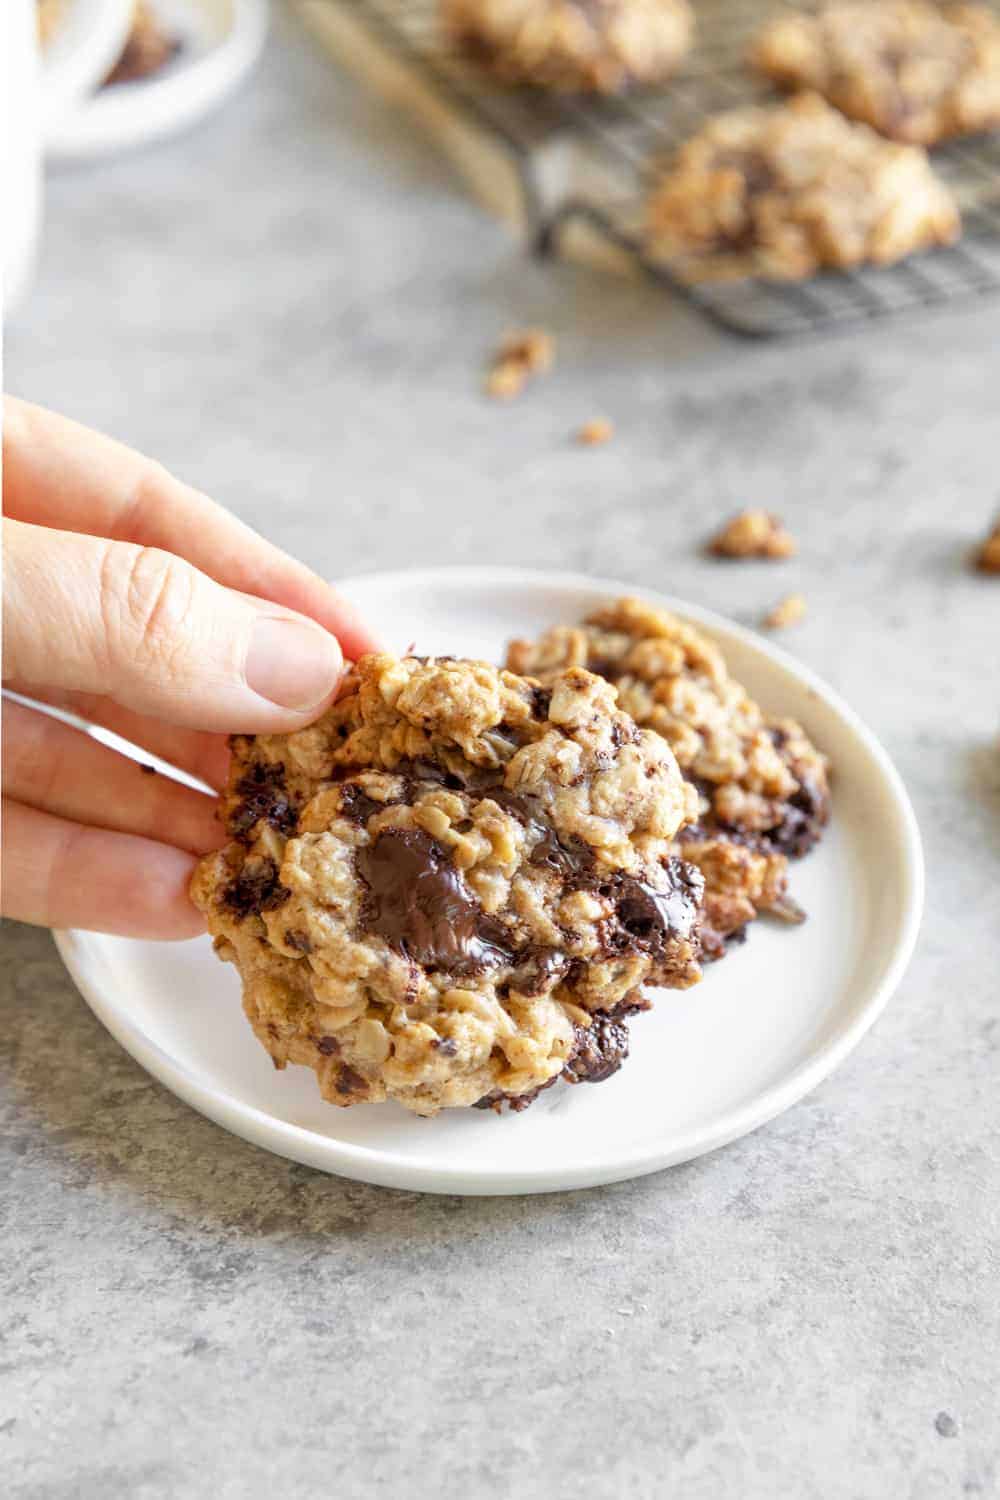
[45,0,268,161]
[55,568,923,1195]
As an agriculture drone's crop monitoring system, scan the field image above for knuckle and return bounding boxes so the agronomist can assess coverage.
[102,542,197,677]
[112,458,175,542]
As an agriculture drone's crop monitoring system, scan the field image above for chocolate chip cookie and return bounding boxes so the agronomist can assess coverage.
[645,92,960,282]
[506,597,829,954]
[751,1,1000,146]
[192,654,705,1116]
[443,0,694,94]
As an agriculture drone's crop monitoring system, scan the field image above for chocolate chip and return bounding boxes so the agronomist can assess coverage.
[356,829,513,977]
[563,1013,631,1085]
[314,1035,339,1056]
[221,857,289,919]
[768,775,827,858]
[431,1037,458,1057]
[587,654,626,683]
[488,789,594,880]
[336,1063,367,1096]
[284,928,312,953]
[506,947,571,997]
[591,859,704,961]
[472,1082,553,1113]
[531,686,552,719]
[336,782,384,827]
[229,762,296,841]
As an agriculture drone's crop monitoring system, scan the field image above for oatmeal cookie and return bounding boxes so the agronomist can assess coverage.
[506,596,830,947]
[192,654,704,1116]
[751,1,1000,146]
[645,92,960,282]
[443,0,694,94]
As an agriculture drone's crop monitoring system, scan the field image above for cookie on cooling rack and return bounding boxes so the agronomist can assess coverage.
[506,597,830,956]
[643,92,960,281]
[192,653,705,1117]
[751,1,1000,146]
[442,0,694,94]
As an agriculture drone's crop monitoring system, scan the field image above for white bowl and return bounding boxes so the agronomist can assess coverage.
[40,0,135,127]
[45,0,268,160]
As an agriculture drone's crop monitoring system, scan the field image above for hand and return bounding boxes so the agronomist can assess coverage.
[2,397,379,939]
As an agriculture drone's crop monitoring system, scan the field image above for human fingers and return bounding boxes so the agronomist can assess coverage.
[3,700,222,855]
[2,396,380,661]
[3,687,231,791]
[1,799,204,940]
[3,518,345,732]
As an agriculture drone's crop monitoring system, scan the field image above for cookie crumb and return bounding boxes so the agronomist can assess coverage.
[934,1411,959,1439]
[975,516,1000,572]
[709,509,797,560]
[763,593,806,630]
[486,329,554,400]
[139,762,157,775]
[576,418,614,446]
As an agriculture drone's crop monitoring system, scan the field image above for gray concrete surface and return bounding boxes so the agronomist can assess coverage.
[3,6,1000,1497]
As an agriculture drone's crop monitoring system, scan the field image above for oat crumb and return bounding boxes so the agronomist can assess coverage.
[486,328,554,400]
[709,509,797,560]
[576,418,614,446]
[764,594,807,630]
[975,517,1000,572]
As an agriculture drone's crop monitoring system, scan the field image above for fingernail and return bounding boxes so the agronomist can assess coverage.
[246,618,343,712]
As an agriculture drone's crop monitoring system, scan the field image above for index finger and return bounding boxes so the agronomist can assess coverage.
[2,396,380,662]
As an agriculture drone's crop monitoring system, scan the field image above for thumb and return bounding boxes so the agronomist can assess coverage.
[3,519,346,732]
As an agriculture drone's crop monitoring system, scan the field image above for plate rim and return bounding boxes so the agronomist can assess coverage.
[55,565,925,1195]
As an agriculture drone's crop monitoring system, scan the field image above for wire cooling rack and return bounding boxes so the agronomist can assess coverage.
[301,0,1000,337]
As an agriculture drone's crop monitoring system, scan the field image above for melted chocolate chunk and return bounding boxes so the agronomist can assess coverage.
[615,870,696,952]
[563,1013,631,1085]
[335,1063,368,1096]
[336,782,386,827]
[531,686,552,720]
[500,947,572,999]
[356,829,513,976]
[229,762,296,841]
[768,775,828,858]
[486,790,593,879]
[392,758,503,797]
[589,858,703,961]
[221,857,289,919]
